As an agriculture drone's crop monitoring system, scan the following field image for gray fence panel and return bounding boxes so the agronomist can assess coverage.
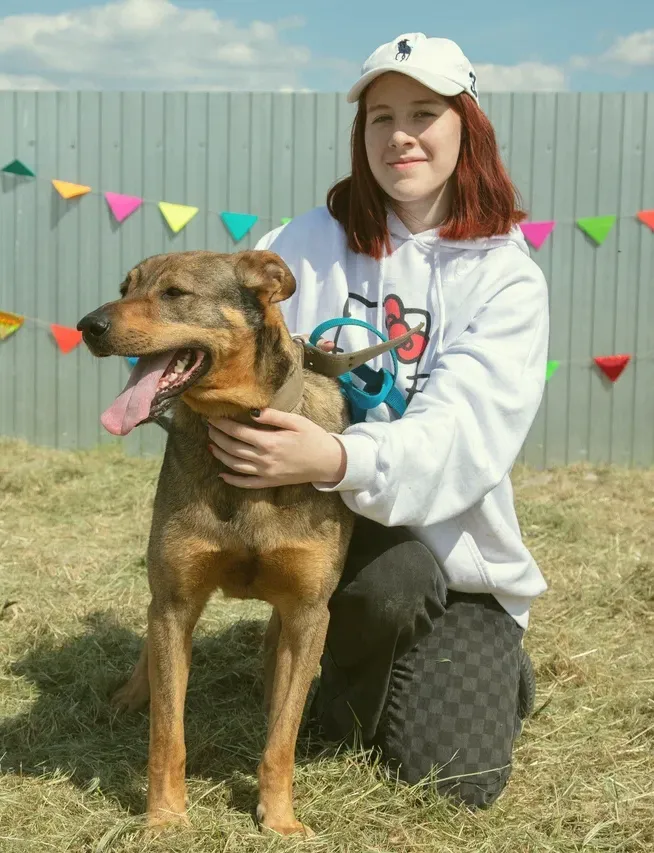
[0,91,652,466]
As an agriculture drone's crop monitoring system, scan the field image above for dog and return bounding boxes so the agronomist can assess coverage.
[77,249,419,836]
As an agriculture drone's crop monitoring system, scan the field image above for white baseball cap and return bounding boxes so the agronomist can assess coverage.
[347,33,479,104]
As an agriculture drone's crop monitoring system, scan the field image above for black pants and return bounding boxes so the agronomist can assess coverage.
[309,516,534,808]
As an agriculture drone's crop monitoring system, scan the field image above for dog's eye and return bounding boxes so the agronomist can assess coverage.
[162,287,186,300]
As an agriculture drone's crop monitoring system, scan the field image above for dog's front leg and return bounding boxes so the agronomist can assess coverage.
[262,608,281,715]
[257,601,330,837]
[146,594,205,828]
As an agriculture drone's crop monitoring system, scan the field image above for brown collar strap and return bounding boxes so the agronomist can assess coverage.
[267,322,424,414]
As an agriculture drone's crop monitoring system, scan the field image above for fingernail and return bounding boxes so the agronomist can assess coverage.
[250,408,261,418]
[208,442,214,454]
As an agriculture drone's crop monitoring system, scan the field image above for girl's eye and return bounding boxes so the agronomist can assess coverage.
[372,114,391,124]
[416,111,436,118]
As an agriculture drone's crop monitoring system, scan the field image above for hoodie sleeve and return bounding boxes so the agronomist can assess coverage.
[314,258,550,527]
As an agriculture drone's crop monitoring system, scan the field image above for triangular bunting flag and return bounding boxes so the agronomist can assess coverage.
[126,357,139,367]
[545,360,560,382]
[105,192,143,223]
[51,324,83,354]
[0,311,24,340]
[593,354,631,383]
[2,159,35,177]
[221,211,258,243]
[637,210,654,232]
[159,202,199,233]
[576,215,616,245]
[52,179,92,200]
[520,221,556,250]
[281,217,292,225]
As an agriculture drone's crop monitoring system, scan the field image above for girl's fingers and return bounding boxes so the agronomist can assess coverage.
[296,333,334,352]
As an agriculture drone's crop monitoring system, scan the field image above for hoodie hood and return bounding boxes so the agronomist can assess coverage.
[386,210,531,256]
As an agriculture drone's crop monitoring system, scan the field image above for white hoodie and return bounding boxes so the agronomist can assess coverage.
[255,205,550,629]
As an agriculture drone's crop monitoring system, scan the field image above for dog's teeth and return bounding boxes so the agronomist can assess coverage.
[174,359,186,374]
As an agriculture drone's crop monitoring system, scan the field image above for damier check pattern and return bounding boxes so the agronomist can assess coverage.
[378,592,526,807]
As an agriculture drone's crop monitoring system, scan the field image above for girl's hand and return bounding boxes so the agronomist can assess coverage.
[207,408,346,489]
[295,334,335,352]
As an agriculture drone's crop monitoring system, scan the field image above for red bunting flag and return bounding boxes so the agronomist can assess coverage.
[51,324,83,354]
[593,354,631,383]
[637,210,654,231]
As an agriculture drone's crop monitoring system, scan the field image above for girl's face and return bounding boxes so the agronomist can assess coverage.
[364,73,462,226]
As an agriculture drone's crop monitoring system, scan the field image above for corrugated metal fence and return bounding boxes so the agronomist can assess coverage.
[1,91,653,466]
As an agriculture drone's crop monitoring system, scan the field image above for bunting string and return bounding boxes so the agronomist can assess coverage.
[1,159,289,237]
[1,310,653,387]
[1,157,653,387]
[2,158,653,245]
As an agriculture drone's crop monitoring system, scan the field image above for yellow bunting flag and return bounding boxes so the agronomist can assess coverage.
[52,179,92,200]
[0,311,24,340]
[158,202,199,233]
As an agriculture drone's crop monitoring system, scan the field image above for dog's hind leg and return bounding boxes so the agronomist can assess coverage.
[256,599,330,837]
[262,608,280,715]
[146,589,210,828]
[112,639,150,712]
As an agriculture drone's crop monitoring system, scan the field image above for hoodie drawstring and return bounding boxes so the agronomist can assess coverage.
[376,254,386,367]
[434,257,446,358]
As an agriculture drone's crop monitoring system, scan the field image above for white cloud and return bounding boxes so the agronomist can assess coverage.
[0,0,312,90]
[603,29,654,66]
[0,72,58,90]
[475,61,567,93]
[572,29,654,71]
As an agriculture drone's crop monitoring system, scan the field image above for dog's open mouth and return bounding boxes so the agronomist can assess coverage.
[101,348,210,436]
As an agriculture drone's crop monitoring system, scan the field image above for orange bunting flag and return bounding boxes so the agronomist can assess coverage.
[51,324,83,354]
[52,179,92,200]
[0,311,24,340]
[593,354,631,383]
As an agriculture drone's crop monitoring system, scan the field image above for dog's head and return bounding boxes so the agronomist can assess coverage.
[77,250,296,436]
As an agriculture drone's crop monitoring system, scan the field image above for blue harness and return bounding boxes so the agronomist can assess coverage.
[308,318,407,424]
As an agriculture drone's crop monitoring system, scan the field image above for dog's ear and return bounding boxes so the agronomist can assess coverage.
[235,250,296,305]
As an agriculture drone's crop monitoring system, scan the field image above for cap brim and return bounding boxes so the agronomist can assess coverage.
[346,65,465,103]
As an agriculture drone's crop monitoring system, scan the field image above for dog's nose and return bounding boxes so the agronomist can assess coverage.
[77,312,111,338]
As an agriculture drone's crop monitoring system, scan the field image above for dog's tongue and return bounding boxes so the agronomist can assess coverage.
[101,351,175,436]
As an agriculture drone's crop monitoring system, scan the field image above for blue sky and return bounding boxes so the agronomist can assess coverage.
[0,0,652,92]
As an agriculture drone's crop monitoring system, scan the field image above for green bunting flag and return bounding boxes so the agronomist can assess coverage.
[2,159,35,177]
[545,360,560,382]
[576,215,616,245]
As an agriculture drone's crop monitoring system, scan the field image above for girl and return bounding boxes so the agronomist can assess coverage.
[208,32,549,808]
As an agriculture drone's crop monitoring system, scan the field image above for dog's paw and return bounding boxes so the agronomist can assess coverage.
[256,804,315,838]
[260,820,315,839]
[145,810,191,833]
[111,678,150,712]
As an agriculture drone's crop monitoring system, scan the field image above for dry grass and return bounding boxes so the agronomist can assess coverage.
[0,436,653,853]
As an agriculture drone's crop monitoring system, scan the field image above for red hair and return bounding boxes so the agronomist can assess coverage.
[326,91,527,259]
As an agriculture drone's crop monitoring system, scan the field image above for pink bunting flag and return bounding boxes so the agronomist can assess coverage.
[520,221,556,250]
[105,191,143,223]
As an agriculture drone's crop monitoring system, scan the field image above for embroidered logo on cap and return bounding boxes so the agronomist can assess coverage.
[469,71,478,98]
[395,39,412,61]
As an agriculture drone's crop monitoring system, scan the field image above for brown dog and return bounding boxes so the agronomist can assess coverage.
[77,249,418,836]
